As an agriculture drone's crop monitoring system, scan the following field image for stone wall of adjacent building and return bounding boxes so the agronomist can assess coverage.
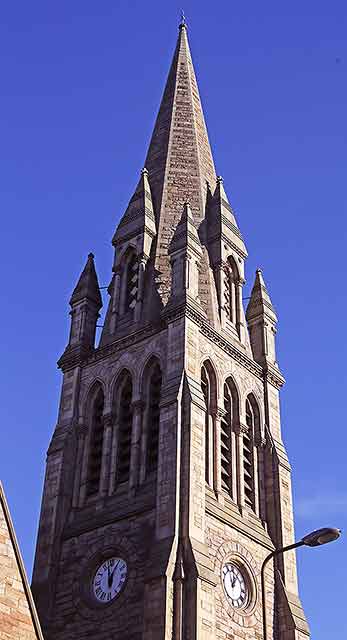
[0,483,43,640]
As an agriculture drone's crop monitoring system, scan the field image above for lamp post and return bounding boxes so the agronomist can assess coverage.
[261,527,341,640]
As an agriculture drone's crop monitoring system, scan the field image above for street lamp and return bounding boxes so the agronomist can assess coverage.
[261,527,341,640]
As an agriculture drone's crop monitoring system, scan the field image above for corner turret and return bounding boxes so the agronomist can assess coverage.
[58,253,102,368]
[206,176,248,342]
[246,268,278,367]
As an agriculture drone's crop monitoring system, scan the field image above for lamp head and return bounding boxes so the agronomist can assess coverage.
[301,527,341,547]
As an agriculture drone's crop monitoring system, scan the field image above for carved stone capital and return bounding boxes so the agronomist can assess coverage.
[211,406,227,420]
[234,422,249,435]
[102,412,113,429]
[77,423,88,438]
[131,399,145,413]
[254,435,267,448]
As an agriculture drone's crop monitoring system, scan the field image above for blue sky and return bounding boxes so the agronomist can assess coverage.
[1,1,346,637]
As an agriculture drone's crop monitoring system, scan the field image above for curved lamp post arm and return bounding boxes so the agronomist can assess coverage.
[260,528,340,640]
[261,541,304,640]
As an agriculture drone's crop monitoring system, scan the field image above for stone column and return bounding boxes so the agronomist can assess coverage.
[237,278,246,343]
[110,269,121,334]
[173,549,185,640]
[255,434,267,524]
[108,413,118,495]
[99,412,113,496]
[206,411,214,488]
[78,422,91,507]
[217,261,227,328]
[129,400,144,495]
[253,441,260,517]
[134,256,147,322]
[72,423,88,508]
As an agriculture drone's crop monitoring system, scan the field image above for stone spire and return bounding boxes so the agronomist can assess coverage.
[246,269,279,367]
[70,253,102,308]
[144,21,217,300]
[58,254,102,368]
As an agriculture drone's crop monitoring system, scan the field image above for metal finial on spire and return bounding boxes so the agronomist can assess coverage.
[180,9,187,28]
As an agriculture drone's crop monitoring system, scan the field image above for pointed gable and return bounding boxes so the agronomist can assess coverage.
[168,202,203,258]
[70,253,102,309]
[113,167,156,260]
[246,269,277,324]
[207,176,248,260]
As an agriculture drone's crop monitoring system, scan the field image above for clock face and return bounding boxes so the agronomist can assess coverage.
[92,557,127,603]
[222,563,248,608]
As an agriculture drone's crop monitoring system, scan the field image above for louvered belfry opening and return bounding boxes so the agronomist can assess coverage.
[224,257,239,326]
[244,398,255,510]
[221,383,232,494]
[86,387,104,496]
[224,269,232,321]
[201,365,210,484]
[146,363,162,475]
[116,373,133,485]
[124,251,138,312]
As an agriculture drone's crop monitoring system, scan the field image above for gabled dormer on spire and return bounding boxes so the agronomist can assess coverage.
[59,253,102,368]
[103,168,156,338]
[246,269,279,367]
[206,176,248,342]
[168,202,203,307]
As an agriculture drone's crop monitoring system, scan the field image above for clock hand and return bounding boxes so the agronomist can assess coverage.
[107,563,112,589]
[109,560,120,585]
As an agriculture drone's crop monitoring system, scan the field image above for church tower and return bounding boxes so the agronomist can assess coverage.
[32,20,310,640]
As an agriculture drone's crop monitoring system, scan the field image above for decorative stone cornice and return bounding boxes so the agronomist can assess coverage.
[58,300,280,396]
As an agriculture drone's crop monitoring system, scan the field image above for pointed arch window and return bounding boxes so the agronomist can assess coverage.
[224,257,240,333]
[86,387,104,496]
[144,361,162,476]
[115,372,133,485]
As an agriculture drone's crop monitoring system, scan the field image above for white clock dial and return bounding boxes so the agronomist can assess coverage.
[92,557,127,603]
[222,563,248,608]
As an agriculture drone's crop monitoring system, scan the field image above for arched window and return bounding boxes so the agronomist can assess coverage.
[86,386,104,496]
[244,395,260,512]
[122,249,138,314]
[201,362,216,486]
[144,361,162,476]
[224,257,240,332]
[115,372,133,485]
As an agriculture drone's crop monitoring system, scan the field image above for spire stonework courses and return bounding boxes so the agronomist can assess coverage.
[32,21,310,640]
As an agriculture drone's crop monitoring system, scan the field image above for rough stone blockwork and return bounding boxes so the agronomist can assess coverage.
[0,483,43,640]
